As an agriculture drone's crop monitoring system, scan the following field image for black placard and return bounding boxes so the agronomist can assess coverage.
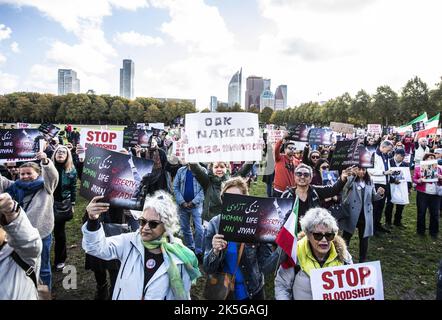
[289,124,310,142]
[219,194,294,243]
[123,128,153,149]
[0,129,43,160]
[80,145,154,210]
[329,139,359,170]
[38,123,60,138]
[308,128,334,146]
[412,121,425,132]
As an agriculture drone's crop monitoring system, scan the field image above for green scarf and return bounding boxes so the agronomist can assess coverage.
[142,236,201,299]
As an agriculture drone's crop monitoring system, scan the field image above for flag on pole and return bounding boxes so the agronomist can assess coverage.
[396,112,428,134]
[416,113,440,139]
[275,196,299,269]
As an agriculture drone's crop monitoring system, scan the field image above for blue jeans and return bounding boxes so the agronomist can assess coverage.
[178,206,204,254]
[40,234,52,290]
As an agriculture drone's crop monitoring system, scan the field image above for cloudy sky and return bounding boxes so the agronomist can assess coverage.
[0,0,441,109]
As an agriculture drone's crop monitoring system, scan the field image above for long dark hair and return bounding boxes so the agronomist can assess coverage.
[355,167,372,185]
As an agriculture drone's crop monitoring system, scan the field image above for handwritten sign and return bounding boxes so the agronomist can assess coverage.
[330,122,354,134]
[184,112,262,162]
[80,128,123,152]
[310,261,384,300]
[219,193,294,243]
[367,124,382,135]
[80,145,154,210]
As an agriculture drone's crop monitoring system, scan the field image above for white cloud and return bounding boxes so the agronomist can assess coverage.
[0,71,18,93]
[0,24,12,41]
[10,41,20,53]
[114,31,163,47]
[0,52,6,64]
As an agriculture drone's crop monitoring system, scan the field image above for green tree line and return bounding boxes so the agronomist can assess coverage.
[0,92,196,125]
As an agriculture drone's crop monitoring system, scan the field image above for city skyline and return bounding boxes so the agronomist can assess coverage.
[57,69,79,95]
[1,1,442,109]
[120,59,134,99]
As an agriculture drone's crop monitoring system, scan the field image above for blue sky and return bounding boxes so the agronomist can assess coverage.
[1,0,442,109]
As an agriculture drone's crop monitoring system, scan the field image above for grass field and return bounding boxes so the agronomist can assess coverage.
[51,179,442,300]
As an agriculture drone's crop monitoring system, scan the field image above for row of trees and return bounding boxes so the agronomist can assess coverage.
[0,93,196,125]
[0,76,441,126]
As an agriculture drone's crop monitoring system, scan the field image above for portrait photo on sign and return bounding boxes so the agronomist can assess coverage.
[358,146,375,168]
[420,160,438,182]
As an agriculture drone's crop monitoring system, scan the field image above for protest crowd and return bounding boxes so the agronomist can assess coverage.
[0,113,442,301]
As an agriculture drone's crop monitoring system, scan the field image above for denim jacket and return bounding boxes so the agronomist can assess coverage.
[203,215,281,298]
[173,166,206,207]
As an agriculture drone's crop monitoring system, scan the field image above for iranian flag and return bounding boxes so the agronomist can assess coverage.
[416,113,440,139]
[396,112,428,135]
[275,196,299,269]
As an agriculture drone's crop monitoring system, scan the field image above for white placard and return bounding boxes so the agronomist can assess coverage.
[390,166,412,182]
[148,122,165,130]
[367,124,382,135]
[184,112,262,162]
[267,129,285,145]
[79,128,123,152]
[310,261,384,300]
[419,160,438,182]
[17,122,31,129]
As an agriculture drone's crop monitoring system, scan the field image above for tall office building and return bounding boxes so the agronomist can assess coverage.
[245,76,264,110]
[274,85,287,111]
[228,68,242,107]
[120,59,134,99]
[58,69,80,95]
[210,96,218,112]
[263,78,271,91]
[260,89,275,111]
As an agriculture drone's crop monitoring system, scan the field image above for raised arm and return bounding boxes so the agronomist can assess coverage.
[189,163,210,190]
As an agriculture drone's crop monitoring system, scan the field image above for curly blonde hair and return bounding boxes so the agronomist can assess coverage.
[142,190,180,237]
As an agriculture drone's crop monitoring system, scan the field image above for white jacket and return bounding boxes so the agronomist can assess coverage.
[82,223,192,300]
[0,210,42,300]
[367,151,389,185]
[414,146,430,166]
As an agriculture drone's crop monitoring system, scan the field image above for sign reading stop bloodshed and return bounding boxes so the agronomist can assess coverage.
[310,261,384,300]
[80,128,123,151]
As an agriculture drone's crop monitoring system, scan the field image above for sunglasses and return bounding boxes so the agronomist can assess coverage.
[139,218,163,230]
[295,171,311,178]
[321,166,329,170]
[286,146,296,151]
[311,232,335,241]
[311,155,320,159]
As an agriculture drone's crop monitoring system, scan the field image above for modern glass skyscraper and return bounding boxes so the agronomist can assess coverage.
[210,96,218,112]
[58,69,80,95]
[260,89,275,111]
[228,68,242,107]
[120,59,134,99]
[274,85,287,111]
[245,76,264,111]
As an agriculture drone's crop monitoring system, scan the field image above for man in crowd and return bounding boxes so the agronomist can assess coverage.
[414,137,430,167]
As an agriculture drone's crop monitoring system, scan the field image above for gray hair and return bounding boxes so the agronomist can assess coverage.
[418,137,427,144]
[300,207,339,234]
[380,140,394,149]
[142,190,180,237]
[295,163,313,176]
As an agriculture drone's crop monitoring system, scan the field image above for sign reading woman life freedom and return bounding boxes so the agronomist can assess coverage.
[184,112,262,162]
[219,193,294,244]
[0,129,43,162]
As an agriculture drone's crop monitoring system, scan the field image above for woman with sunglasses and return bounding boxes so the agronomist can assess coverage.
[82,190,200,300]
[275,207,352,300]
[341,166,385,263]
[302,145,321,168]
[51,145,77,272]
[203,177,280,300]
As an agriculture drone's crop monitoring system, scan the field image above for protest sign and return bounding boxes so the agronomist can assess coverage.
[330,122,354,134]
[136,123,147,129]
[356,145,375,168]
[322,170,339,186]
[16,123,31,129]
[289,124,309,142]
[390,166,412,182]
[419,160,438,182]
[267,129,285,146]
[123,128,153,149]
[0,129,43,161]
[329,139,359,170]
[184,112,262,162]
[310,261,384,300]
[80,128,123,151]
[80,145,154,210]
[148,123,165,130]
[367,124,382,135]
[412,121,425,132]
[38,123,60,138]
[219,193,294,243]
[308,128,334,146]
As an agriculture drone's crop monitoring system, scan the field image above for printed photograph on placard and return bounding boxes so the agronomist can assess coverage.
[322,170,339,186]
[420,160,438,182]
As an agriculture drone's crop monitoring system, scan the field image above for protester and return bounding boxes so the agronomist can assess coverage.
[2,162,20,181]
[189,161,253,222]
[274,207,352,300]
[341,167,385,262]
[414,137,430,167]
[311,159,329,186]
[280,164,352,221]
[413,153,442,238]
[272,133,301,197]
[51,145,77,272]
[367,140,395,235]
[0,193,42,300]
[82,191,200,300]
[173,162,206,262]
[203,177,280,300]
[302,145,321,168]
[385,149,411,228]
[0,152,58,290]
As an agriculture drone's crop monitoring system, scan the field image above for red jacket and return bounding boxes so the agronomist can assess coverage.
[272,139,301,192]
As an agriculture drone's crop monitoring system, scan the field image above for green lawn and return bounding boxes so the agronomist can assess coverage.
[51,179,442,300]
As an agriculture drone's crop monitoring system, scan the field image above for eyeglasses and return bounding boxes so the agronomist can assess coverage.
[311,155,320,159]
[286,147,296,151]
[139,218,163,230]
[321,166,329,170]
[295,171,311,178]
[57,150,68,155]
[311,232,335,241]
